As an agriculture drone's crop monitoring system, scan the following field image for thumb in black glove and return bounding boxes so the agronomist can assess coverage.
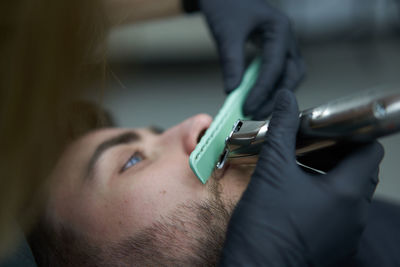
[220,90,384,267]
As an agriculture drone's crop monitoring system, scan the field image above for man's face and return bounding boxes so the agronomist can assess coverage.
[47,114,253,255]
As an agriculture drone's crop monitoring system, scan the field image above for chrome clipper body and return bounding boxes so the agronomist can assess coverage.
[217,90,400,169]
[216,120,269,168]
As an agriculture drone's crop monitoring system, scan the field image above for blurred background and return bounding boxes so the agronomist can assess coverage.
[99,0,400,202]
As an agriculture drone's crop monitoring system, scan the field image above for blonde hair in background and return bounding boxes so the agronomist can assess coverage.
[0,0,109,256]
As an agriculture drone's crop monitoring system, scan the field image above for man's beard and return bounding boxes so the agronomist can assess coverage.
[106,176,235,267]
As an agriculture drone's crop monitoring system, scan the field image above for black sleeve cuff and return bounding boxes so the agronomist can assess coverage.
[182,0,200,13]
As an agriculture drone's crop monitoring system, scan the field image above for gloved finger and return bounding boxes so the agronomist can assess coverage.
[329,141,384,198]
[280,29,305,91]
[276,33,306,94]
[260,89,299,160]
[243,22,289,116]
[252,56,305,120]
[251,98,274,121]
[216,37,246,93]
[288,30,303,59]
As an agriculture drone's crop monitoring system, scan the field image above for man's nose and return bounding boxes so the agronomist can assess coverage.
[162,114,212,155]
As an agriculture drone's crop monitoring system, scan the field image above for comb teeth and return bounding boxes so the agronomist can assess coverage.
[189,58,261,184]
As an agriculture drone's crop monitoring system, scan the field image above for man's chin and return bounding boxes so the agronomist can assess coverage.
[212,163,230,181]
[217,164,254,207]
[214,163,254,180]
[222,164,254,182]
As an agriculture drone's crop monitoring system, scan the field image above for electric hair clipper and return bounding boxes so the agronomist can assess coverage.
[217,90,400,169]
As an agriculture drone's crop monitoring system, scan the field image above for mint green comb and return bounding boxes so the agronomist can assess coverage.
[189,58,261,183]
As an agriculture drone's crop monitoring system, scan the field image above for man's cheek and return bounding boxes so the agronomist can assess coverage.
[117,177,187,230]
[117,183,162,230]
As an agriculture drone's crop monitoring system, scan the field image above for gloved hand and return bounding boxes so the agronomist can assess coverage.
[184,0,305,119]
[220,90,384,267]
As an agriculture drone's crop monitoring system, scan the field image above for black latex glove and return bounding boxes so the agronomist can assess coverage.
[199,0,305,119]
[220,90,384,267]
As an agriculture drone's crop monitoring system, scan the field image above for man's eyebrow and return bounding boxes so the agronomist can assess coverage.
[86,131,141,180]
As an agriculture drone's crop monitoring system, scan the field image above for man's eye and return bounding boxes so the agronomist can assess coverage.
[121,152,144,172]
